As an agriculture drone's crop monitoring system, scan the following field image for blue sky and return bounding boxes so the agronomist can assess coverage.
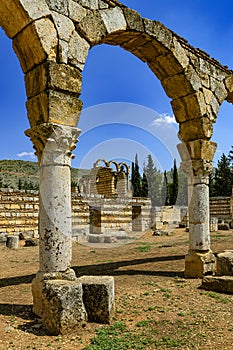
[0,0,233,171]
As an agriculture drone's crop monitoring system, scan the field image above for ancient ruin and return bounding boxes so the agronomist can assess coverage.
[1,0,233,334]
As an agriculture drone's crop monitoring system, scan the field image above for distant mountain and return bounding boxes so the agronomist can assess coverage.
[0,160,90,190]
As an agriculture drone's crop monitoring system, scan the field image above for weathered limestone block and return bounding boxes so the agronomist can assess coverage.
[162,66,201,99]
[185,140,217,161]
[144,19,173,50]
[58,39,69,63]
[149,53,184,81]
[26,90,83,127]
[78,10,107,44]
[68,31,90,70]
[224,74,233,102]
[171,91,207,123]
[213,82,228,104]
[88,234,105,243]
[1,0,50,38]
[216,251,233,276]
[123,8,144,32]
[201,276,233,294]
[32,270,76,317]
[68,1,87,22]
[45,0,68,15]
[6,235,19,249]
[185,250,216,278]
[172,38,189,70]
[79,276,115,324]
[79,0,98,10]
[51,11,75,42]
[25,61,82,98]
[101,7,127,34]
[13,18,58,73]
[179,117,213,142]
[41,280,87,335]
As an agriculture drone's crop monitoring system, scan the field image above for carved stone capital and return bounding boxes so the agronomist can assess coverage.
[25,123,81,166]
[177,140,217,163]
[181,159,212,181]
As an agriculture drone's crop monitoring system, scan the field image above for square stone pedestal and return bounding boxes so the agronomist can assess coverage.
[79,275,115,324]
[32,273,115,334]
[41,280,87,335]
[185,250,216,278]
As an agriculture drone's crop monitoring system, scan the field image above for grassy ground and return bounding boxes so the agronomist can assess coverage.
[1,228,233,349]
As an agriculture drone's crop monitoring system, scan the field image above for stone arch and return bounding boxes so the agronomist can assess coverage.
[119,162,130,174]
[109,160,120,172]
[74,2,229,145]
[2,1,233,328]
[94,158,109,168]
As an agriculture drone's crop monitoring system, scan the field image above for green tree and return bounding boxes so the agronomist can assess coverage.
[213,153,232,196]
[161,170,168,205]
[144,154,162,205]
[131,154,142,197]
[170,159,178,205]
[141,171,148,197]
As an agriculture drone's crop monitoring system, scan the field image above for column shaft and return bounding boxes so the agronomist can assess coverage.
[189,176,210,251]
[25,123,80,273]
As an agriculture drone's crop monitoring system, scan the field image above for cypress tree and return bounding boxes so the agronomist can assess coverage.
[133,154,142,197]
[170,159,178,205]
[141,171,148,197]
[161,170,168,206]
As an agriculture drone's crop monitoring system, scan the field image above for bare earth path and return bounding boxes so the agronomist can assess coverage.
[1,228,233,349]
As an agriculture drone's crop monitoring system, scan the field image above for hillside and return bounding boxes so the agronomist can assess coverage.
[0,160,90,190]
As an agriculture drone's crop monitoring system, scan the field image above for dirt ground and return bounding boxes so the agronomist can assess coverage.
[1,228,233,349]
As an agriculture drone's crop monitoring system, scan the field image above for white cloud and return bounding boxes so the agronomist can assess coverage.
[152,114,177,126]
[17,151,36,159]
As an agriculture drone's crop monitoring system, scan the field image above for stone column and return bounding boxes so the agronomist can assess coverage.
[178,140,217,278]
[26,123,80,274]
[25,123,81,315]
[183,160,216,278]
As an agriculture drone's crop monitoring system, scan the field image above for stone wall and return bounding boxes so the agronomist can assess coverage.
[0,189,152,237]
[0,188,39,236]
[72,194,152,235]
[209,196,233,220]
[0,188,190,237]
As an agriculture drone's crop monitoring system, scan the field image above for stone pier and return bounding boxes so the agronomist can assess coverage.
[26,123,86,333]
[179,140,217,278]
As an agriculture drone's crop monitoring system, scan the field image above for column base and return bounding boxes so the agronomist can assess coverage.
[31,271,115,334]
[185,250,216,278]
[32,269,76,317]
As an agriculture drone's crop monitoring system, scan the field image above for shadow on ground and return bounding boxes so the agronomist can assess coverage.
[73,254,185,278]
[0,255,185,289]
